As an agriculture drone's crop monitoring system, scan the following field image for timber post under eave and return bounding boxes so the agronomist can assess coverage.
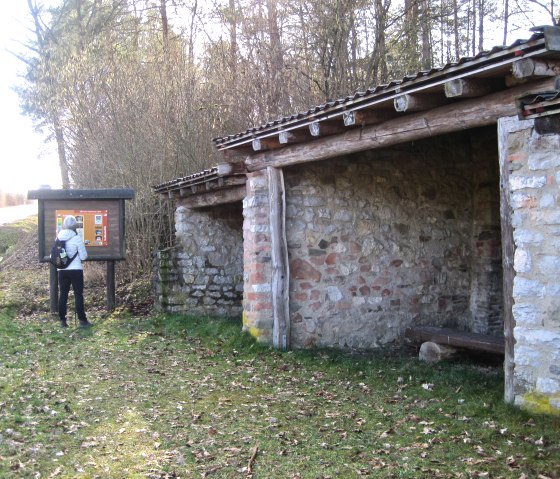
[267,166,290,350]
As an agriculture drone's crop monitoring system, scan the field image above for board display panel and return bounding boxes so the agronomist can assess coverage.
[28,189,134,262]
[56,209,109,247]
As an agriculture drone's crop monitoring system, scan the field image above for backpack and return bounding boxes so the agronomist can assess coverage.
[49,238,78,269]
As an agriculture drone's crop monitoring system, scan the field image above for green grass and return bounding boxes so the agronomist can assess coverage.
[0,311,559,479]
[0,217,35,260]
[1,218,559,478]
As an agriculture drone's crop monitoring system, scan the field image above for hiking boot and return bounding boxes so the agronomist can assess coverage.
[79,319,92,328]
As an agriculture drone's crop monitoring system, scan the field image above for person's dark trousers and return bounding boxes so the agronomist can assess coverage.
[58,269,87,324]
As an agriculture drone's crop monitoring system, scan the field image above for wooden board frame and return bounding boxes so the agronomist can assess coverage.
[28,189,135,262]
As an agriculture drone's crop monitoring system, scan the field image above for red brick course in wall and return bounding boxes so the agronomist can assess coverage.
[242,171,273,342]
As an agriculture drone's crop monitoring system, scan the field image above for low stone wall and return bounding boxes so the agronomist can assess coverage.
[500,116,560,414]
[154,202,243,318]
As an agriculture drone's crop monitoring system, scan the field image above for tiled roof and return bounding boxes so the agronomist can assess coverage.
[212,28,557,151]
[153,167,219,193]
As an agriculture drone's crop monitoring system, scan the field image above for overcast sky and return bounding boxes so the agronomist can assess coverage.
[0,1,60,194]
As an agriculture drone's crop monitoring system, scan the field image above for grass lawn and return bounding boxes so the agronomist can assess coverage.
[1,219,559,478]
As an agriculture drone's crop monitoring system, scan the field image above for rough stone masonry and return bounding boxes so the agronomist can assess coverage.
[499,116,560,414]
[154,203,243,318]
[243,128,503,349]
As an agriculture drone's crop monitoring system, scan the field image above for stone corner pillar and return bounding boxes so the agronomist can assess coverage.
[242,171,274,344]
[499,115,560,415]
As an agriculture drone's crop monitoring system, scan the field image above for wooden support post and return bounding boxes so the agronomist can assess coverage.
[267,166,290,350]
[107,260,116,311]
[419,341,458,362]
[49,264,59,313]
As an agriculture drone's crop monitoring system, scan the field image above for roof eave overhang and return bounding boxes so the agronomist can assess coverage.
[213,30,560,153]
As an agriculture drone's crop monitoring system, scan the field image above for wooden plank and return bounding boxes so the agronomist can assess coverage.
[267,166,290,350]
[182,185,246,209]
[498,117,518,405]
[406,326,505,354]
[245,78,556,172]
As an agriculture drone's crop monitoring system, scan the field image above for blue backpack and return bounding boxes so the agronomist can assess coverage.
[49,238,77,269]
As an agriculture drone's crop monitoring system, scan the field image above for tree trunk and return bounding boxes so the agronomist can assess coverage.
[53,116,71,189]
[421,0,432,69]
[478,0,484,52]
[502,0,509,45]
[229,0,237,77]
[267,0,288,116]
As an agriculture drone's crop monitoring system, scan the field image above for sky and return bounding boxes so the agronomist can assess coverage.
[0,1,60,194]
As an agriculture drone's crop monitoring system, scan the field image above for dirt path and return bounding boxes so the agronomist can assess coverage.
[0,203,37,226]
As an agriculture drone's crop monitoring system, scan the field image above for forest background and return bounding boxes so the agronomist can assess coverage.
[16,0,558,275]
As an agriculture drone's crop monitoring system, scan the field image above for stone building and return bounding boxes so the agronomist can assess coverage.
[154,27,560,414]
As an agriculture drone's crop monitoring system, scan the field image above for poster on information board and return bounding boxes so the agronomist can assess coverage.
[55,209,109,247]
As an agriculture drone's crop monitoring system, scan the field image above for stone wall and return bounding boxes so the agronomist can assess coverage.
[499,116,560,414]
[154,202,243,317]
[242,171,274,342]
[469,131,503,335]
[241,129,503,350]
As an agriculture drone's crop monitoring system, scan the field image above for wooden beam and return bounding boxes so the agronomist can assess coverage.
[343,109,392,126]
[182,185,246,209]
[406,326,505,354]
[279,129,310,144]
[394,93,447,112]
[267,167,290,350]
[444,78,497,98]
[221,145,254,157]
[217,161,247,176]
[252,137,281,151]
[512,58,560,79]
[245,77,556,172]
[309,120,346,137]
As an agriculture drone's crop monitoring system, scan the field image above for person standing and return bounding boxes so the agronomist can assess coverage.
[57,215,91,328]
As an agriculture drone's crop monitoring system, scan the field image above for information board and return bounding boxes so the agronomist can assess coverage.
[56,209,109,247]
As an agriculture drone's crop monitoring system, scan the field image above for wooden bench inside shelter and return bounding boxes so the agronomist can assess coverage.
[405,326,505,362]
